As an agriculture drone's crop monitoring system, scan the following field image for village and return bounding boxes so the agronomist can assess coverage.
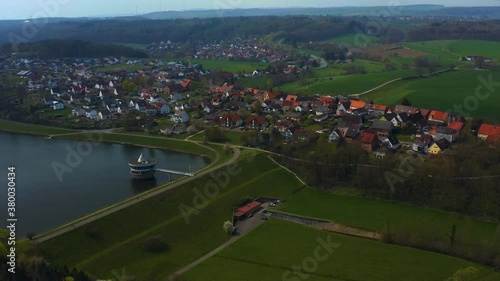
[3,54,499,159]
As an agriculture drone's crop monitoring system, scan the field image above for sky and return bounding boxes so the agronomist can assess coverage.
[1,0,500,19]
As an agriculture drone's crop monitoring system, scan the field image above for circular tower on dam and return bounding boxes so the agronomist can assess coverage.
[129,154,157,179]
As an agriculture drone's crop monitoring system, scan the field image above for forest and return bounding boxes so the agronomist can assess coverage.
[2,16,500,51]
[0,40,147,58]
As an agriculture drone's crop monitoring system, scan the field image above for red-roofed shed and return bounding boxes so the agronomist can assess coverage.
[234,201,262,220]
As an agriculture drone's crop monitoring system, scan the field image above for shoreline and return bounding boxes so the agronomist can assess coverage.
[0,119,216,161]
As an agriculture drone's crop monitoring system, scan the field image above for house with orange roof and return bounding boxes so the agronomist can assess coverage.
[319,96,335,107]
[180,79,191,89]
[349,100,367,111]
[370,104,388,115]
[263,91,279,101]
[478,124,500,140]
[428,110,449,124]
[285,95,298,103]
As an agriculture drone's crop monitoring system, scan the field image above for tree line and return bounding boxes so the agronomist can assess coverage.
[1,39,147,58]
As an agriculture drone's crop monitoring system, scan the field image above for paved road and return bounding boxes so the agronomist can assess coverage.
[170,211,267,279]
[35,147,240,243]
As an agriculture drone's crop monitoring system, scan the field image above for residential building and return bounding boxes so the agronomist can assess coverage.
[172,111,189,123]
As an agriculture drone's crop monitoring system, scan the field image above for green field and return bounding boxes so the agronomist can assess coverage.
[238,76,271,89]
[314,59,386,77]
[280,188,500,251]
[185,219,500,281]
[328,33,381,47]
[281,70,415,95]
[165,58,267,73]
[0,119,77,135]
[363,70,500,120]
[57,132,216,159]
[403,40,500,60]
[39,154,304,280]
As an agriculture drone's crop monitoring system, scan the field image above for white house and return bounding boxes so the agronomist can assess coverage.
[52,102,65,110]
[174,104,185,111]
[72,108,86,117]
[86,110,98,120]
[117,106,128,115]
[98,110,111,121]
[171,110,189,123]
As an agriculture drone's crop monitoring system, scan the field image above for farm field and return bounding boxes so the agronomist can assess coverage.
[359,43,427,60]
[238,76,271,89]
[327,33,381,46]
[403,40,500,60]
[362,70,500,120]
[314,59,386,77]
[279,188,500,251]
[184,219,500,281]
[280,69,415,95]
[38,154,304,280]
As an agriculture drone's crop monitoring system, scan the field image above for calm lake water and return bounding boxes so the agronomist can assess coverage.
[0,132,209,237]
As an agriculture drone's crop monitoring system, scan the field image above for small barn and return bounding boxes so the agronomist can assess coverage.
[233,201,262,220]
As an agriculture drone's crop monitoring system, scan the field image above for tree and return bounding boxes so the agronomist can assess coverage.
[205,125,227,143]
[142,235,167,253]
[252,100,262,114]
[402,98,412,106]
[446,267,479,281]
[475,56,486,69]
[415,67,425,77]
[223,221,234,234]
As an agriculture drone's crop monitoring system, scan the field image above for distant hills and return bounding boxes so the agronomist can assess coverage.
[141,5,500,20]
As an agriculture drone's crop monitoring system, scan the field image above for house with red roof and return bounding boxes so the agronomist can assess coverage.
[428,110,449,124]
[220,114,243,128]
[246,115,269,130]
[319,96,335,107]
[370,104,388,116]
[233,201,262,220]
[478,124,500,140]
[361,130,378,152]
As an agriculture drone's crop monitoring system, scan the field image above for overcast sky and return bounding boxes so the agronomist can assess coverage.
[1,0,500,19]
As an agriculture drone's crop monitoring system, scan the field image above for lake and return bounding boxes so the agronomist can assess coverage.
[0,132,209,237]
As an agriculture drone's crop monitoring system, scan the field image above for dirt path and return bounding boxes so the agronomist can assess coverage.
[352,68,453,98]
[35,147,240,243]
